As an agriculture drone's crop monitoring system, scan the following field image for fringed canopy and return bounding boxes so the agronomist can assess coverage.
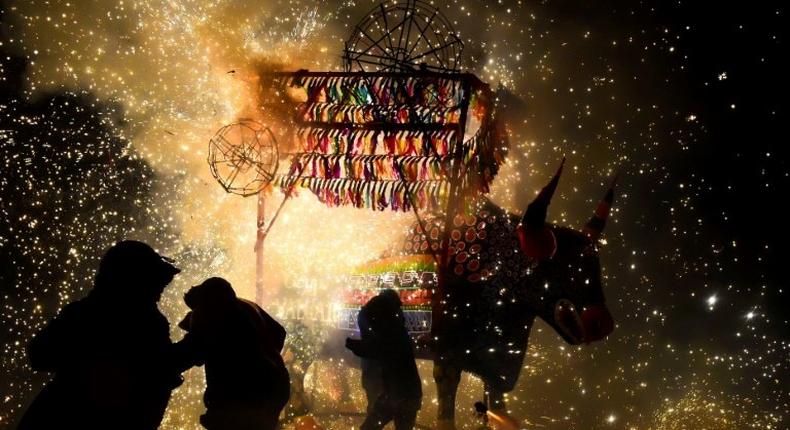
[262,70,508,211]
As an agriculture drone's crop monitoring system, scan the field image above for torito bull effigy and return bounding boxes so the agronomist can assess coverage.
[337,159,616,428]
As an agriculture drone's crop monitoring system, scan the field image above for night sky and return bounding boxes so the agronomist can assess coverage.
[1,0,787,429]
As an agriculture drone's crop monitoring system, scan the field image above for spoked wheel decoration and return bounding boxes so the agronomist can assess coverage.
[343,0,464,73]
[208,120,279,197]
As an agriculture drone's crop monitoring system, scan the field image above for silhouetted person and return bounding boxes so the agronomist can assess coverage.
[178,277,290,430]
[346,289,422,430]
[357,302,383,414]
[357,289,403,414]
[18,240,187,430]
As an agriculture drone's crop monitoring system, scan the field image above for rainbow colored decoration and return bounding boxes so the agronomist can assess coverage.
[336,254,436,335]
[264,71,508,211]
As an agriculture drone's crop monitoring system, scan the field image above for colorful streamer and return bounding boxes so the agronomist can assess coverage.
[288,74,464,108]
[299,102,462,125]
[266,72,507,211]
[288,154,452,182]
[273,177,449,212]
[295,127,455,156]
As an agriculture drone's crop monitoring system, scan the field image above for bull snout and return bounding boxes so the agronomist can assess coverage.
[581,304,614,343]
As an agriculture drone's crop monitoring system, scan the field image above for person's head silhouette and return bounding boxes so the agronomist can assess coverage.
[364,289,405,335]
[378,288,402,308]
[93,240,180,303]
[184,277,237,314]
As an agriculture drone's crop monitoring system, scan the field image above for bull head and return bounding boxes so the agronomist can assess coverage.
[520,161,617,345]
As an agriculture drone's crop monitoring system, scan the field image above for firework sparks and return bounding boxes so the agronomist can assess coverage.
[1,0,787,429]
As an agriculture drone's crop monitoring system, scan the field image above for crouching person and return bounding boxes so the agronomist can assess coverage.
[178,277,290,430]
[346,289,422,430]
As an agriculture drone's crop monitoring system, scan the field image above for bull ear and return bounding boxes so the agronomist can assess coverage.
[521,157,565,228]
[517,224,557,260]
[518,158,564,260]
[583,173,618,241]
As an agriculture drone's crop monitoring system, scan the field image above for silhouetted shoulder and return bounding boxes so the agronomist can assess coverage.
[239,298,286,352]
[28,300,93,371]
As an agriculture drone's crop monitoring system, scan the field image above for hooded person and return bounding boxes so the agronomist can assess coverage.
[177,277,290,430]
[346,289,422,430]
[18,240,188,430]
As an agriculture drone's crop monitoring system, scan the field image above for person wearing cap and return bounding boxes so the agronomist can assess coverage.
[18,240,189,430]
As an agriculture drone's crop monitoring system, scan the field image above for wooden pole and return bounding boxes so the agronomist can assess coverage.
[254,191,266,305]
[254,160,307,305]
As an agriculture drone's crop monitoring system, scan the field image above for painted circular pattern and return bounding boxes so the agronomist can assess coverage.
[453,264,465,275]
[456,251,468,263]
[451,229,462,241]
[467,258,480,271]
[469,244,482,254]
[453,214,465,227]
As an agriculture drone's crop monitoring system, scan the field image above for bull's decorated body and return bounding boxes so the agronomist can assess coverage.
[339,160,617,428]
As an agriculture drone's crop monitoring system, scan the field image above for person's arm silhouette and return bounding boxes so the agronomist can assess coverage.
[172,311,207,371]
[346,335,389,359]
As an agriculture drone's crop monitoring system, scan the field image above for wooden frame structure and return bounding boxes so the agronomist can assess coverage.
[254,70,507,335]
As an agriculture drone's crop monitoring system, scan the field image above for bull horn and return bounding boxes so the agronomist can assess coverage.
[583,173,618,241]
[521,157,565,228]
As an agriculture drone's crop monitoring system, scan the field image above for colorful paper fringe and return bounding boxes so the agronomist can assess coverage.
[274,177,449,212]
[266,72,507,212]
[295,127,455,156]
[288,74,464,108]
[288,154,452,182]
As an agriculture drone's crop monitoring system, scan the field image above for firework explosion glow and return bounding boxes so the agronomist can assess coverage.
[0,0,787,429]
